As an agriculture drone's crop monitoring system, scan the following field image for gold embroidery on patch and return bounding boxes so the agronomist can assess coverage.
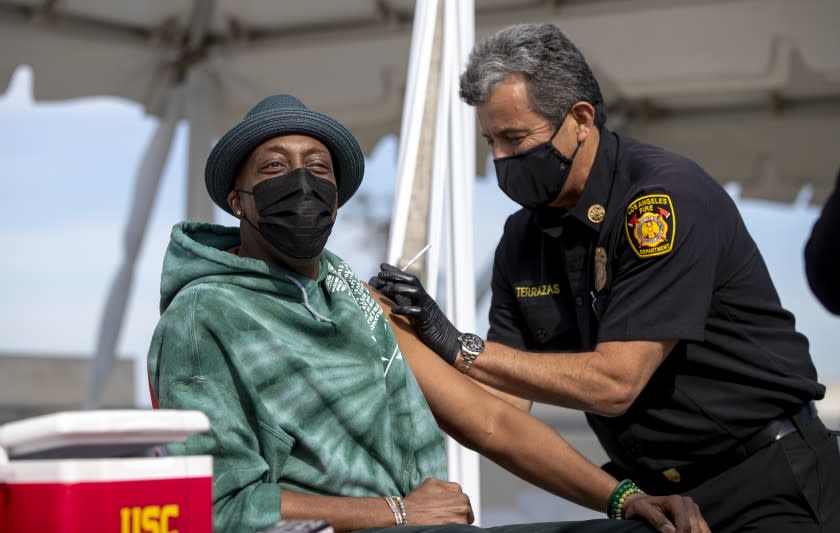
[514,284,561,298]
[594,247,608,292]
[587,204,606,224]
[624,194,676,258]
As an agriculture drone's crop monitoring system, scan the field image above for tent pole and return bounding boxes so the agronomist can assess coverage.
[387,0,439,267]
[442,0,481,522]
[185,63,216,222]
[391,0,482,522]
[84,86,185,409]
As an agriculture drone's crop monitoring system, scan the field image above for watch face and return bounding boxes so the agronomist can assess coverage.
[459,333,485,355]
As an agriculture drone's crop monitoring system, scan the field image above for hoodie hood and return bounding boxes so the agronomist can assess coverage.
[160,221,333,313]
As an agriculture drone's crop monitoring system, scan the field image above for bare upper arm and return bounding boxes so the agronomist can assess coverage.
[366,285,520,448]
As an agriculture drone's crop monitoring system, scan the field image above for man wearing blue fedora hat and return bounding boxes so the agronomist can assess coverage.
[147,94,706,533]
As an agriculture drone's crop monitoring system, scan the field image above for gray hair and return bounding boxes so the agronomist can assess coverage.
[460,23,606,128]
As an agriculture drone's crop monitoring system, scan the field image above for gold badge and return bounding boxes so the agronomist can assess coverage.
[587,204,606,224]
[662,467,682,483]
[594,246,608,292]
[625,193,676,258]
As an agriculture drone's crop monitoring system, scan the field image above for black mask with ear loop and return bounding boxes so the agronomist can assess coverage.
[493,123,581,210]
[237,168,337,260]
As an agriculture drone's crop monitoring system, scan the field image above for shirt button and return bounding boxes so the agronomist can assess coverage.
[575,296,583,306]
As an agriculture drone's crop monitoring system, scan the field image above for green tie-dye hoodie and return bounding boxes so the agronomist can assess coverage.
[147,222,447,533]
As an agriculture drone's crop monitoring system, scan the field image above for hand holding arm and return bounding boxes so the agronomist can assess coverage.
[374,266,531,412]
[376,263,461,363]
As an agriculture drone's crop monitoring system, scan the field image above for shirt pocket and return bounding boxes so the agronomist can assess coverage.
[517,291,581,350]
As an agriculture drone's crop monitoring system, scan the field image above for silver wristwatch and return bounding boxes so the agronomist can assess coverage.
[454,333,485,374]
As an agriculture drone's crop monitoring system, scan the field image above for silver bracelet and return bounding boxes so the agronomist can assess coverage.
[384,496,404,526]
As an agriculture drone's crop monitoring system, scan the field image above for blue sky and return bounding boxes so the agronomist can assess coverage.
[0,65,836,407]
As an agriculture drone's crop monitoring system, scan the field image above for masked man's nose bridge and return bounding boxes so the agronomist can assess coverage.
[291,167,324,194]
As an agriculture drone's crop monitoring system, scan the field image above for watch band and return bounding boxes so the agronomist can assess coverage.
[454,350,479,374]
[454,333,484,374]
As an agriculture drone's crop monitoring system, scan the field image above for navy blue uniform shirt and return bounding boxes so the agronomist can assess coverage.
[488,128,825,473]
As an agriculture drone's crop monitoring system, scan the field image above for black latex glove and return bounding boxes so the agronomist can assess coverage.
[368,273,386,291]
[368,270,415,312]
[377,263,461,364]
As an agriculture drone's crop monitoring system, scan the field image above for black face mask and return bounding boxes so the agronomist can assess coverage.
[238,168,337,260]
[494,125,580,210]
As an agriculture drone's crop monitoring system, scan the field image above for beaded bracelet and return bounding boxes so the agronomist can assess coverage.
[384,496,408,526]
[395,496,408,526]
[607,479,644,520]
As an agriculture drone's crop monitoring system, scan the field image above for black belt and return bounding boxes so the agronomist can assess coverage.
[740,400,817,456]
[637,402,819,491]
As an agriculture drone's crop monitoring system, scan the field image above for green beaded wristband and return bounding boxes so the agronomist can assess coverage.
[607,479,644,519]
[607,479,631,518]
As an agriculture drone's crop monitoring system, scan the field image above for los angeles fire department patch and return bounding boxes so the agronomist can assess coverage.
[625,193,676,258]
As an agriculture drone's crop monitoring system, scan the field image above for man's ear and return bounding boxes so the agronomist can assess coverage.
[227,188,241,215]
[570,101,596,142]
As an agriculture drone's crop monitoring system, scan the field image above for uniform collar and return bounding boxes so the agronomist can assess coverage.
[536,128,618,234]
[567,128,618,231]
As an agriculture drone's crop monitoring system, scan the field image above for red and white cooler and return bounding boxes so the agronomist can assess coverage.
[0,410,213,533]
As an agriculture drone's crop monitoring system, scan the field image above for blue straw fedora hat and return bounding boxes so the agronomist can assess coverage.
[205,94,364,215]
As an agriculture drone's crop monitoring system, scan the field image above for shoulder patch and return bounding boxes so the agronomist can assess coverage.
[624,193,676,258]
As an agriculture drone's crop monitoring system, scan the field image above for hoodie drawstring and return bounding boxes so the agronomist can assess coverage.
[284,275,336,326]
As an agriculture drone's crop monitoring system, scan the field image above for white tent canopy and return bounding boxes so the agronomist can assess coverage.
[2,0,839,205]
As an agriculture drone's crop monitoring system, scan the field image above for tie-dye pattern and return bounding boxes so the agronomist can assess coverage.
[147,222,447,533]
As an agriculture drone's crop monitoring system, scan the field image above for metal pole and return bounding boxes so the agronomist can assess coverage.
[185,63,217,222]
[387,0,440,270]
[85,86,184,408]
[443,0,481,522]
